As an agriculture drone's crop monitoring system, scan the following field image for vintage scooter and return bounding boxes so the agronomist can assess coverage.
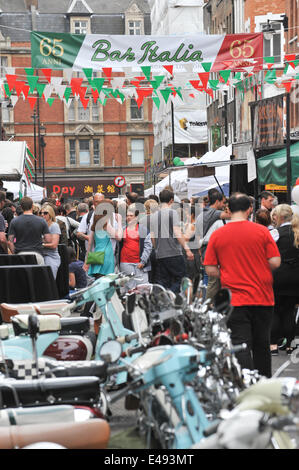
[101,339,218,449]
[0,273,150,388]
[0,312,95,362]
[194,377,299,449]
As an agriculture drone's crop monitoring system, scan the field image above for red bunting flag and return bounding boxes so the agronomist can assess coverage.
[102,68,112,81]
[5,74,17,91]
[70,78,83,95]
[281,81,293,93]
[135,88,153,108]
[91,88,99,103]
[41,68,52,83]
[27,96,37,109]
[163,65,173,76]
[198,72,210,89]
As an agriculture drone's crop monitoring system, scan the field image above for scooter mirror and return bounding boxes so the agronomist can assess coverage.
[214,288,232,315]
[125,293,136,315]
[99,340,122,363]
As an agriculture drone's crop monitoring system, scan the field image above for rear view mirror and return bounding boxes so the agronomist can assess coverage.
[99,340,122,363]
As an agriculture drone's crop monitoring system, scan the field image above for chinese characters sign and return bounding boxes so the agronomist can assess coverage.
[46,179,119,198]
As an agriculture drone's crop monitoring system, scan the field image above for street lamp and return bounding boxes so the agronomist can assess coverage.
[40,123,46,188]
[31,109,38,184]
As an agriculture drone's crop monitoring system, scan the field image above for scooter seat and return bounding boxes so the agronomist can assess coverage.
[44,359,108,382]
[0,418,110,449]
[11,315,61,336]
[11,315,90,337]
[0,376,101,409]
[0,300,72,323]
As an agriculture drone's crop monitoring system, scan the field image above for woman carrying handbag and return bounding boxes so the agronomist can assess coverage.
[84,199,122,278]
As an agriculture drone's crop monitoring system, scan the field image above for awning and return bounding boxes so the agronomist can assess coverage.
[257,142,299,186]
[0,141,27,181]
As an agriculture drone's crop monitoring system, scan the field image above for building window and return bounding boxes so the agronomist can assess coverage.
[69,138,100,166]
[94,139,100,165]
[262,22,283,63]
[0,57,7,78]
[128,20,141,35]
[73,20,88,34]
[130,99,143,120]
[79,140,90,165]
[67,99,100,122]
[70,139,76,165]
[131,139,144,164]
[78,100,89,121]
[92,102,100,122]
[68,100,75,121]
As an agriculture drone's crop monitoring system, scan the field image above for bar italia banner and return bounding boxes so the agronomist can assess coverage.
[30,32,263,71]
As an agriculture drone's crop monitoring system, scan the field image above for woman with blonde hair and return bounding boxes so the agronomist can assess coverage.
[40,203,61,279]
[270,204,299,355]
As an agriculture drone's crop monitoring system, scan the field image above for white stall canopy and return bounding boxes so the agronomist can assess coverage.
[0,141,27,181]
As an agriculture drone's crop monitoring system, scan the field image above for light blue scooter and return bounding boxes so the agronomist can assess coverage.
[0,273,147,387]
[105,341,214,449]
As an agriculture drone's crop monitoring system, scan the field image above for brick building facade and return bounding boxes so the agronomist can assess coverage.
[0,0,153,200]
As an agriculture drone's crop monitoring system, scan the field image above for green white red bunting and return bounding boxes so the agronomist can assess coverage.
[0,32,299,109]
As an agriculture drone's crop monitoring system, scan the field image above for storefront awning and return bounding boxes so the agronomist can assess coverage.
[257,142,299,186]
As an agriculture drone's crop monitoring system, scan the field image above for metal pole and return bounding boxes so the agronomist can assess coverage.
[0,102,2,141]
[32,109,37,184]
[286,92,292,205]
[224,90,228,147]
[171,101,175,165]
[42,138,45,188]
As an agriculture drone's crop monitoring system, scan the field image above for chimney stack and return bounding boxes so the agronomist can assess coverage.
[25,0,38,10]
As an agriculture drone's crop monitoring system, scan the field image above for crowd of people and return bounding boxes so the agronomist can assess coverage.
[0,185,299,378]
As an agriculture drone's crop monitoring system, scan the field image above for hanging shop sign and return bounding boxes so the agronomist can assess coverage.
[251,95,284,150]
[175,110,208,144]
[31,32,263,71]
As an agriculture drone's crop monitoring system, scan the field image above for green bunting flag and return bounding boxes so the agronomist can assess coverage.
[219,70,231,83]
[141,66,152,81]
[47,97,55,107]
[64,87,72,102]
[160,88,172,103]
[201,63,212,72]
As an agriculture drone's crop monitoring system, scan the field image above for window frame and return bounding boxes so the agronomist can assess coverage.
[131,138,145,165]
[69,138,101,167]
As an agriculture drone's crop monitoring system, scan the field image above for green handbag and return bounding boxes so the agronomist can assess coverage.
[86,251,105,265]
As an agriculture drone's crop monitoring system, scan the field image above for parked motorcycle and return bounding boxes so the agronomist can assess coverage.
[194,377,299,449]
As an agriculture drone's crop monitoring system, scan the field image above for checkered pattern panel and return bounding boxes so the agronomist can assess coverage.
[8,359,54,380]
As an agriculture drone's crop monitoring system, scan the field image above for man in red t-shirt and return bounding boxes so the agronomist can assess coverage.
[204,193,281,377]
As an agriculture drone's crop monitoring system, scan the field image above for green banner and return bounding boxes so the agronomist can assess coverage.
[31,31,85,69]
